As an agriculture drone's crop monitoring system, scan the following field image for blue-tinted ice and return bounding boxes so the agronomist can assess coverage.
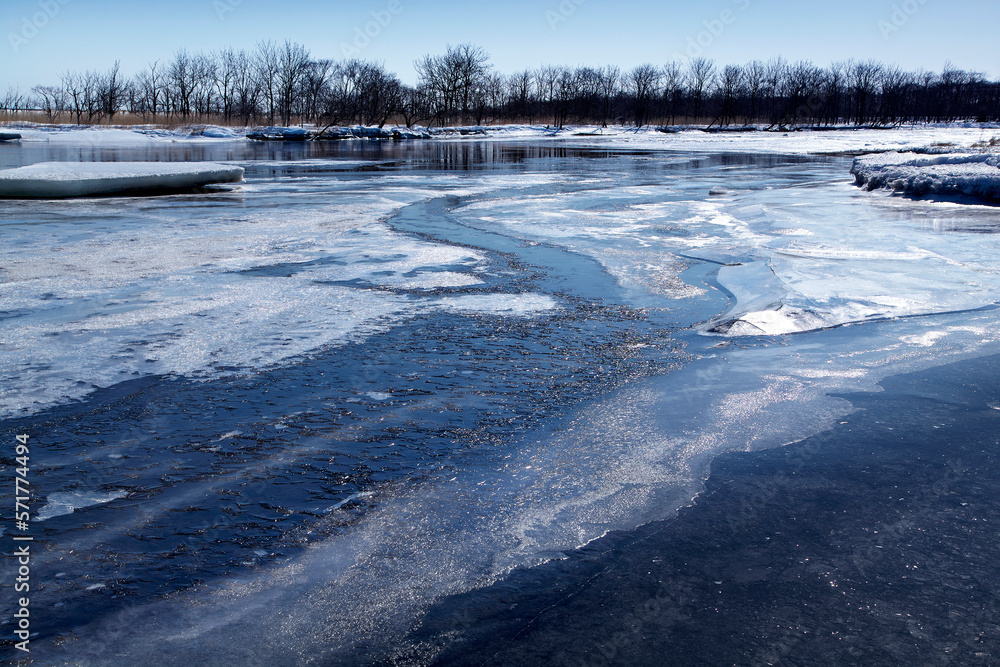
[3,140,1000,664]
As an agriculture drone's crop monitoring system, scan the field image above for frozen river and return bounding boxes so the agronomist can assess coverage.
[3,133,1000,664]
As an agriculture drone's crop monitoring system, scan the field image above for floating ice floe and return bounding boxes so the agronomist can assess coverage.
[36,490,129,521]
[0,161,244,198]
[851,151,1000,201]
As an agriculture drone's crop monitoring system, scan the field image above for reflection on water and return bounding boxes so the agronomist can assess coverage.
[1,136,824,172]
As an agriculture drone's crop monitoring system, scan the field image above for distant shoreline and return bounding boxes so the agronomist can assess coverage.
[3,119,999,142]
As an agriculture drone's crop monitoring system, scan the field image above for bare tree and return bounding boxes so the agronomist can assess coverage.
[191,52,218,119]
[81,71,102,123]
[325,58,365,125]
[763,56,787,125]
[598,65,620,127]
[276,40,310,125]
[571,67,601,123]
[358,61,402,127]
[134,61,164,122]
[452,44,491,124]
[32,85,65,122]
[822,61,849,125]
[301,58,333,124]
[16,51,1000,130]
[715,64,744,126]
[231,49,260,124]
[168,50,198,119]
[688,57,716,122]
[662,60,685,126]
[876,65,915,126]
[0,87,25,118]
[399,85,433,128]
[482,72,506,124]
[743,60,766,124]
[98,61,126,122]
[938,62,975,122]
[61,71,85,124]
[256,41,280,125]
[213,50,238,122]
[507,69,534,122]
[629,64,661,127]
[781,60,823,126]
[414,51,457,125]
[850,59,883,125]
[415,43,491,125]
[535,65,561,127]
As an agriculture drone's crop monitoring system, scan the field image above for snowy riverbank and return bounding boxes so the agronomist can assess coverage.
[852,150,1000,201]
[2,121,998,155]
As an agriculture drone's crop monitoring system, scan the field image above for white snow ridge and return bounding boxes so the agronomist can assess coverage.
[0,161,244,198]
[852,151,1000,201]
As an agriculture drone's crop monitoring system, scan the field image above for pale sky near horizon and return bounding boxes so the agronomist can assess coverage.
[2,0,998,93]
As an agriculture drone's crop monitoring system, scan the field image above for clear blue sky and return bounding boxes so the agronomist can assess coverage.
[2,0,998,92]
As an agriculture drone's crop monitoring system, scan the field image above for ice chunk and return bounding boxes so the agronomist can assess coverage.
[0,130,21,141]
[852,151,1000,201]
[37,490,129,521]
[247,126,310,141]
[197,125,238,139]
[0,161,244,198]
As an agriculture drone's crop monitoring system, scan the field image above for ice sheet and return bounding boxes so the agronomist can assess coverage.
[0,161,245,198]
[0,169,563,418]
[11,137,1000,665]
[38,304,1000,666]
[452,155,1000,337]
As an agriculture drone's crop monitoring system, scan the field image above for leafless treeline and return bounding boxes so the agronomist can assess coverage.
[7,41,1000,128]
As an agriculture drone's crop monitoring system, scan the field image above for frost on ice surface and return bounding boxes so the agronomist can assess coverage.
[852,151,1000,201]
[0,161,245,198]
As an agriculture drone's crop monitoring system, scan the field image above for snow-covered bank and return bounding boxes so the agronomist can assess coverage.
[0,161,244,198]
[852,151,1000,201]
[432,123,1000,155]
[3,122,998,155]
[7,125,242,145]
